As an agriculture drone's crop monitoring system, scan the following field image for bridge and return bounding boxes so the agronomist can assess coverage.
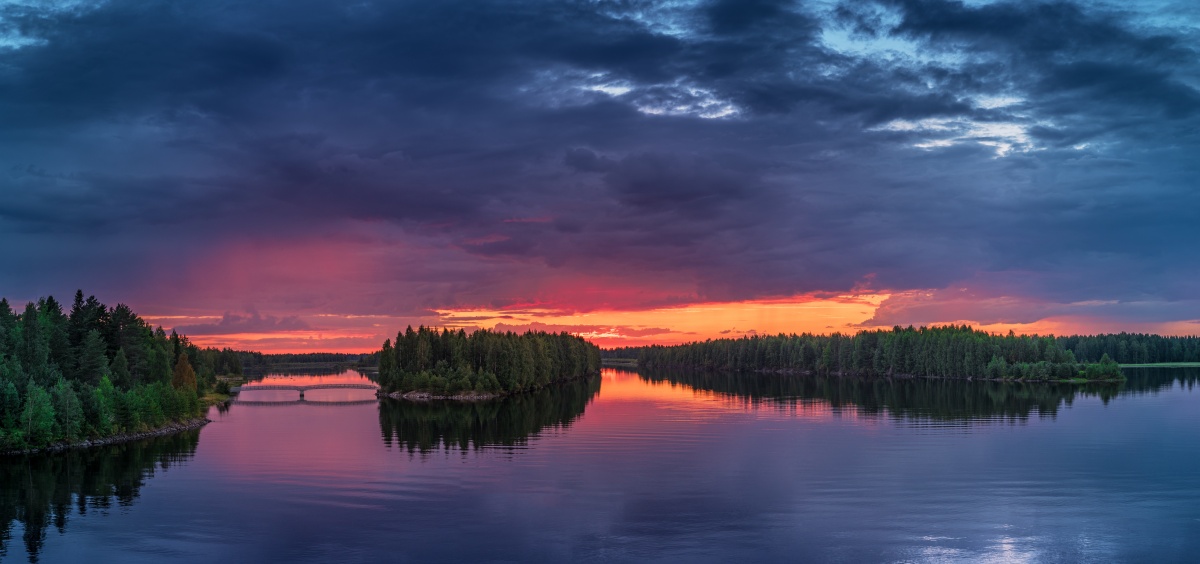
[231,383,379,399]
[233,399,379,407]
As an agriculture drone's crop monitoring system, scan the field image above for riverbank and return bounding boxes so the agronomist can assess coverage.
[376,371,601,402]
[379,390,502,401]
[0,417,211,457]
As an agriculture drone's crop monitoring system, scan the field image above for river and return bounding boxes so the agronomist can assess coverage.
[3,366,1199,562]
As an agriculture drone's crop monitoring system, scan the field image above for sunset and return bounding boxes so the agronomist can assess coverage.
[4,0,1199,352]
[3,1,1199,562]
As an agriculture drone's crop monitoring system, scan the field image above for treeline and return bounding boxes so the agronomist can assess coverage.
[0,292,213,451]
[239,352,365,372]
[1061,334,1200,364]
[377,326,600,395]
[631,325,1124,381]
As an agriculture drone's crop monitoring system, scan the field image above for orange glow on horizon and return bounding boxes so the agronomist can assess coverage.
[153,293,1200,354]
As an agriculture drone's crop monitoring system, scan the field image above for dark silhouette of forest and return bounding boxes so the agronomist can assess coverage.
[376,326,600,395]
[611,326,1132,381]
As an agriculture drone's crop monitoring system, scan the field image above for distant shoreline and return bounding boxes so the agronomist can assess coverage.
[0,417,211,457]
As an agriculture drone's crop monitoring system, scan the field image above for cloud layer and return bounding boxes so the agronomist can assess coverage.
[1,0,1198,347]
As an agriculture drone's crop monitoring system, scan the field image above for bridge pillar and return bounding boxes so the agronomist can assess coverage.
[299,390,304,400]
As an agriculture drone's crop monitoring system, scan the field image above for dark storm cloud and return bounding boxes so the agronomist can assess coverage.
[0,0,1198,326]
[174,309,310,336]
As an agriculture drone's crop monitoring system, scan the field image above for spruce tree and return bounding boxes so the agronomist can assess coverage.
[109,348,131,388]
[78,329,110,385]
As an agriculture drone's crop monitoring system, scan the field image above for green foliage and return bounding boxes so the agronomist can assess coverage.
[77,329,110,385]
[109,348,131,388]
[0,291,210,451]
[0,379,19,429]
[50,378,84,441]
[377,326,600,395]
[21,381,55,447]
[1058,334,1200,364]
[628,325,1126,382]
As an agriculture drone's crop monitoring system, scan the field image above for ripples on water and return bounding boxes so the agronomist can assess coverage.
[2,367,1199,562]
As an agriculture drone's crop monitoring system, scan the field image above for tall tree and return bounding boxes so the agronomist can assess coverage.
[19,302,51,385]
[22,381,55,446]
[77,329,110,385]
[50,379,83,441]
[172,353,197,393]
[0,298,16,358]
[109,348,131,388]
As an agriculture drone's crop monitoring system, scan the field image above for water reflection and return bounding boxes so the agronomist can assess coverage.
[378,374,601,454]
[0,431,200,562]
[634,367,1151,422]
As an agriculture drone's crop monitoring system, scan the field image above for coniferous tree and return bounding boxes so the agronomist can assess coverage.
[0,379,19,429]
[109,348,131,388]
[0,298,17,358]
[22,381,55,446]
[50,379,83,441]
[20,302,51,385]
[171,353,197,394]
[77,329,110,385]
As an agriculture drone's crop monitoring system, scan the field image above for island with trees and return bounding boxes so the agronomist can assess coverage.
[375,326,601,399]
[0,291,234,454]
[616,325,1130,382]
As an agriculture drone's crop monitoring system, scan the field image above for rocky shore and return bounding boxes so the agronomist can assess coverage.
[0,417,211,457]
[377,390,501,401]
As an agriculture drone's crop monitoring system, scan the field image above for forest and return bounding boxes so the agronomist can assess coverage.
[0,292,235,451]
[239,351,368,372]
[620,325,1128,381]
[376,326,600,395]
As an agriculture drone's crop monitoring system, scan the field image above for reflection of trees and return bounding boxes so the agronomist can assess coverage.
[378,375,601,454]
[0,431,201,562]
[1120,366,1200,395]
[637,368,1136,422]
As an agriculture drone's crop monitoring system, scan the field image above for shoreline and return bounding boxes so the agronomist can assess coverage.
[379,390,502,401]
[1,417,211,457]
[376,371,600,402]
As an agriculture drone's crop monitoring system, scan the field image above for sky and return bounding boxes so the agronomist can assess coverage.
[1,0,1198,352]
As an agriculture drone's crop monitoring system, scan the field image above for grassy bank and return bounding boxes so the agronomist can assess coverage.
[1119,362,1200,368]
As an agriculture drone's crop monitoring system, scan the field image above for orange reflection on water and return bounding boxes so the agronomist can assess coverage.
[240,370,376,388]
[588,368,874,428]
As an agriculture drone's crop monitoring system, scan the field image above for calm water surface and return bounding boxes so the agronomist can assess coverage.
[3,367,1200,563]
